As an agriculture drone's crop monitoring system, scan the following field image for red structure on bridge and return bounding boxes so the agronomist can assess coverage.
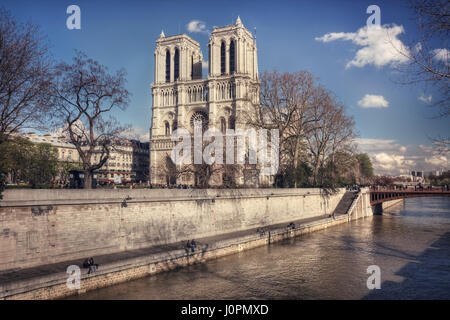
[370,188,450,206]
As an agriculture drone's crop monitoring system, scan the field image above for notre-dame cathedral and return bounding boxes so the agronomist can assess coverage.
[150,17,261,186]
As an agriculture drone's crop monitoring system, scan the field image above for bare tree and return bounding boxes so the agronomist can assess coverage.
[157,153,192,185]
[52,51,130,188]
[387,0,450,152]
[391,0,449,115]
[433,135,450,154]
[305,91,356,187]
[186,137,229,188]
[244,70,321,186]
[0,8,54,143]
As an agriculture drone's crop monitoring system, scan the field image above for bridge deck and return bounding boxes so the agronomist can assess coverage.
[369,189,450,205]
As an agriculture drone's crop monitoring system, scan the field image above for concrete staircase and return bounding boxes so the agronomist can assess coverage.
[333,191,359,215]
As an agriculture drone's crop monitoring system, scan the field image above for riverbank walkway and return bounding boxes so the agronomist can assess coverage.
[0,211,350,299]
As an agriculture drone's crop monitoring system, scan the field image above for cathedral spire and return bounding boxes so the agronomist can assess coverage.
[159,30,165,38]
[236,16,242,26]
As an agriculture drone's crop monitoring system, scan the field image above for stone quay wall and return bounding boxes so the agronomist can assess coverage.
[0,188,373,299]
[0,188,350,272]
[382,198,404,210]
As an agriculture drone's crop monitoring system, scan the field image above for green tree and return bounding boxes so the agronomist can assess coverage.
[0,137,58,187]
[24,143,58,187]
[58,160,82,185]
[356,153,374,178]
[0,137,32,184]
[0,154,6,199]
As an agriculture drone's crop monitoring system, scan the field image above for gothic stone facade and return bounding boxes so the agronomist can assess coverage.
[150,17,260,186]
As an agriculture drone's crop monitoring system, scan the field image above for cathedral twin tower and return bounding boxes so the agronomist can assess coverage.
[150,17,260,185]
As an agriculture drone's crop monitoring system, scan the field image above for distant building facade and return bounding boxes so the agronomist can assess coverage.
[411,170,425,183]
[23,132,81,164]
[18,132,149,185]
[94,139,149,184]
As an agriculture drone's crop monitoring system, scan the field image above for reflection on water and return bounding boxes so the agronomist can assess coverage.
[71,197,450,300]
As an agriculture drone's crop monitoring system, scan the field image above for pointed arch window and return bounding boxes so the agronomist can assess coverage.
[191,55,194,79]
[229,40,235,74]
[174,48,180,80]
[208,44,211,75]
[165,122,170,136]
[229,116,235,130]
[220,41,226,75]
[220,117,226,134]
[165,50,170,83]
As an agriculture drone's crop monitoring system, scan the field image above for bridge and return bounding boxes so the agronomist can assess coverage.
[370,188,450,213]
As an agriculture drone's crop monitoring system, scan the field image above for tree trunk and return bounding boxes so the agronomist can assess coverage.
[84,170,92,189]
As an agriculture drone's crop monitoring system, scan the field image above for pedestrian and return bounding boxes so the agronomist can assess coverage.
[88,257,98,274]
[83,258,91,269]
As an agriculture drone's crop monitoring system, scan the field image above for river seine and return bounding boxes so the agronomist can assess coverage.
[71,197,450,300]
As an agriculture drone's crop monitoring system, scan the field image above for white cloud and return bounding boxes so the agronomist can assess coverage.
[373,153,414,171]
[356,138,399,152]
[202,60,208,69]
[186,20,209,34]
[356,138,449,175]
[433,48,449,62]
[315,24,409,68]
[358,94,389,108]
[121,126,149,142]
[425,155,448,167]
[418,93,432,104]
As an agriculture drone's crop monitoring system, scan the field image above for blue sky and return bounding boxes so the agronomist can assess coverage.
[2,0,449,174]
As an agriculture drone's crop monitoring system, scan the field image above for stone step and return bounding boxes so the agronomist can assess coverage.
[333,191,358,215]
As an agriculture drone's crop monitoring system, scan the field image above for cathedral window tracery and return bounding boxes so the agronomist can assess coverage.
[230,40,235,74]
[165,50,170,83]
[190,111,209,132]
[174,48,180,80]
[220,41,226,75]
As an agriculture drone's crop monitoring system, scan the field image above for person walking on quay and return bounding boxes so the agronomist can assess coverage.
[190,239,197,252]
[185,240,192,253]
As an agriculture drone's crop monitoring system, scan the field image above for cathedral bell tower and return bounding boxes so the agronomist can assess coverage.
[208,16,258,80]
[154,31,203,84]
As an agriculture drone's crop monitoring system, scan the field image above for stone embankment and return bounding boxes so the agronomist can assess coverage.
[0,187,372,299]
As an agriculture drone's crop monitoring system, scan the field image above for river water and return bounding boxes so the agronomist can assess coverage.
[72,197,450,300]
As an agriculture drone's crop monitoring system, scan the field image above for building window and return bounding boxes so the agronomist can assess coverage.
[190,111,209,132]
[229,40,235,74]
[191,55,194,79]
[208,44,211,74]
[229,116,235,130]
[174,48,180,80]
[220,117,226,134]
[165,50,170,83]
[165,122,170,136]
[220,41,226,75]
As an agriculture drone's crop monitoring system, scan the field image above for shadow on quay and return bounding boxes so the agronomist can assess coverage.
[363,231,450,300]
